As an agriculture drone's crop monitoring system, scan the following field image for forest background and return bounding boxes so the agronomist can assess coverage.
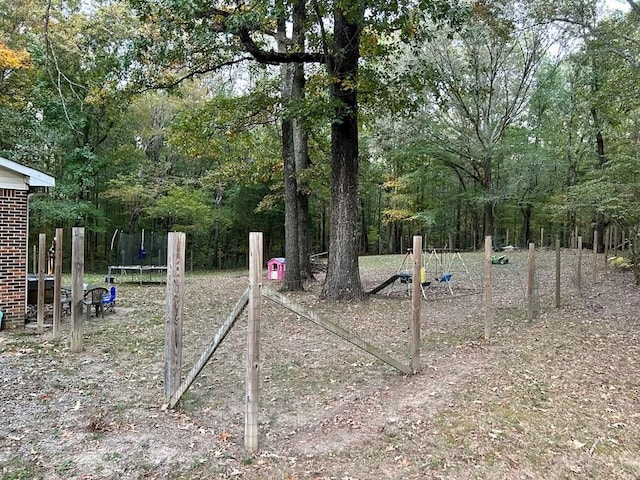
[2,0,640,288]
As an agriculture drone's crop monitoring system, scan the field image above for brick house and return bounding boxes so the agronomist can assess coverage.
[0,157,55,329]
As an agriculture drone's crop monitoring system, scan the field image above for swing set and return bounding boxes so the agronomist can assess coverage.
[368,247,478,299]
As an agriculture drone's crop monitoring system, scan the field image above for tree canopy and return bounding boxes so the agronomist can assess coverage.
[4,0,640,285]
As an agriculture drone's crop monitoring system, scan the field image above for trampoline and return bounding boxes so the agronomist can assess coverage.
[106,230,168,284]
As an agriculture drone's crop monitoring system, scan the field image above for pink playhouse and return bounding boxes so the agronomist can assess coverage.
[267,257,286,280]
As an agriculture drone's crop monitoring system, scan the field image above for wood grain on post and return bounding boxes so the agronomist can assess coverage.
[53,228,63,341]
[37,233,46,334]
[411,235,422,374]
[577,235,582,293]
[164,232,186,403]
[592,230,598,285]
[70,227,84,353]
[483,236,493,340]
[527,243,535,322]
[245,232,262,453]
[555,238,561,308]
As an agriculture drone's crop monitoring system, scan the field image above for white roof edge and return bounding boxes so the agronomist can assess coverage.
[0,156,56,188]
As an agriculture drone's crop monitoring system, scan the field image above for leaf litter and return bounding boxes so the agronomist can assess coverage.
[0,251,639,479]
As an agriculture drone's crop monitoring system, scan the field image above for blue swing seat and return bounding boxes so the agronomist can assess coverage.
[438,273,452,283]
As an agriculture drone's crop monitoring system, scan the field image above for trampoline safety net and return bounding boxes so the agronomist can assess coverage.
[113,231,168,266]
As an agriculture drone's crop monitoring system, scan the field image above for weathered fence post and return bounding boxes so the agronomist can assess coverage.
[411,235,422,374]
[604,227,610,275]
[484,236,493,340]
[576,235,583,294]
[164,232,186,403]
[37,233,46,334]
[53,228,63,341]
[592,230,598,285]
[71,227,84,353]
[555,238,561,308]
[527,243,536,322]
[245,232,262,453]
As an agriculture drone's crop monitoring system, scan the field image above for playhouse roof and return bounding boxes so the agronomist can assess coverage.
[268,257,286,264]
[0,156,55,189]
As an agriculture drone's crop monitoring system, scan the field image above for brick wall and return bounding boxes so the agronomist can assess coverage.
[0,188,27,329]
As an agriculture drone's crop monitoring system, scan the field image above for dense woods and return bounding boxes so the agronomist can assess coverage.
[2,0,640,290]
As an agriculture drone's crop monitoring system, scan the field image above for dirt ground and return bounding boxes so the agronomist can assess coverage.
[1,249,639,480]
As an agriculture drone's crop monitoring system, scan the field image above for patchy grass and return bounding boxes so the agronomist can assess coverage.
[1,249,639,479]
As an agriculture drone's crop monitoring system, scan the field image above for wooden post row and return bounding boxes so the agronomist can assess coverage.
[555,238,561,308]
[245,232,262,453]
[410,235,422,374]
[53,228,63,341]
[577,235,582,293]
[527,243,536,322]
[37,233,46,334]
[484,236,493,340]
[592,230,598,285]
[71,227,84,353]
[164,232,186,402]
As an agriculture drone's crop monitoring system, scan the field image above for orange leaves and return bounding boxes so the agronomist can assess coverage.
[0,41,31,71]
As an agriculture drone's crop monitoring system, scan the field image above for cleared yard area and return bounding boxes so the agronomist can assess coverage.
[1,249,639,479]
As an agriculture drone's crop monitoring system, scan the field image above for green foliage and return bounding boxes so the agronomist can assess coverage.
[147,186,213,233]
[3,0,640,270]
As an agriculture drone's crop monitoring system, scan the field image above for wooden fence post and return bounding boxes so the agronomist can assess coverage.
[484,236,493,340]
[70,227,84,353]
[37,233,46,334]
[592,230,598,285]
[604,227,610,275]
[527,243,536,322]
[555,238,561,308]
[164,232,186,403]
[53,228,63,341]
[411,235,422,374]
[245,232,262,453]
[577,235,583,294]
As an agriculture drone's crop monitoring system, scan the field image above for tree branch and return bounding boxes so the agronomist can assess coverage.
[237,28,325,65]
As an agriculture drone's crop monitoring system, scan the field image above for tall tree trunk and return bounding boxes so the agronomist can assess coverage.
[591,106,606,253]
[322,6,364,300]
[282,99,302,290]
[294,119,314,280]
[292,63,313,279]
[279,0,313,288]
[278,8,302,291]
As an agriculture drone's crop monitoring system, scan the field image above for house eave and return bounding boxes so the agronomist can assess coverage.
[0,156,56,189]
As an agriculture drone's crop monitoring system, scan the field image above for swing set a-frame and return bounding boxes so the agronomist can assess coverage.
[368,247,478,299]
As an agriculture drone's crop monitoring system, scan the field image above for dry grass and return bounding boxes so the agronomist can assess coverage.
[1,249,639,479]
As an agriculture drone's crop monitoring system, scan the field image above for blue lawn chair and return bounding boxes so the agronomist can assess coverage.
[102,286,116,313]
